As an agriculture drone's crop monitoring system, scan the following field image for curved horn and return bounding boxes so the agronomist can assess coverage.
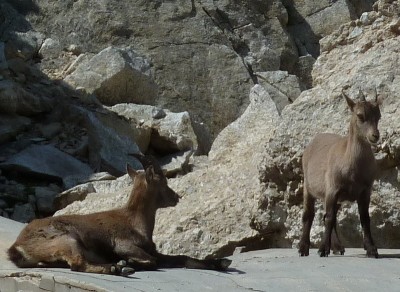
[358,89,366,102]
[374,87,378,102]
[128,153,164,176]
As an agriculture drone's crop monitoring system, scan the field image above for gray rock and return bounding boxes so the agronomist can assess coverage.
[11,203,36,223]
[0,42,7,70]
[0,144,93,188]
[35,187,58,213]
[64,46,158,106]
[256,71,302,113]
[150,111,198,153]
[0,80,53,115]
[0,115,31,143]
[38,122,62,139]
[38,38,61,59]
[85,109,142,175]
[109,103,198,154]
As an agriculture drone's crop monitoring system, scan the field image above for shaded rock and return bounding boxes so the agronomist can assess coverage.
[0,42,7,70]
[0,144,93,188]
[64,46,157,106]
[38,122,62,139]
[0,115,31,143]
[85,109,142,175]
[11,203,35,223]
[35,186,58,213]
[54,183,96,211]
[159,150,194,177]
[0,80,53,115]
[5,30,45,60]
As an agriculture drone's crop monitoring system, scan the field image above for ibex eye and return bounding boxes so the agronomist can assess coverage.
[357,114,365,122]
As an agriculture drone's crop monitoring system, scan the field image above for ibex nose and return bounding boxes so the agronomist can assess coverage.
[369,131,380,144]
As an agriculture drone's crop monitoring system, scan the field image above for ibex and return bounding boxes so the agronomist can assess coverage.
[298,88,382,258]
[8,154,231,276]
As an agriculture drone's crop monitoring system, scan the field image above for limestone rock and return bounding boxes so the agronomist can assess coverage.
[0,144,93,188]
[64,46,158,106]
[256,71,302,113]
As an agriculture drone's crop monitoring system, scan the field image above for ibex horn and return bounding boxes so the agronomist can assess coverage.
[128,153,164,176]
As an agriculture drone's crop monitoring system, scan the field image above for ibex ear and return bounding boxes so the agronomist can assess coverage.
[342,90,355,112]
[126,164,138,180]
[145,166,155,182]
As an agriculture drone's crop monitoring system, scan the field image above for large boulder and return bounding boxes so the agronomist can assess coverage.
[64,46,158,106]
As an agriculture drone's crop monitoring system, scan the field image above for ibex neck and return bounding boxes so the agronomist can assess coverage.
[126,188,157,241]
[346,122,371,162]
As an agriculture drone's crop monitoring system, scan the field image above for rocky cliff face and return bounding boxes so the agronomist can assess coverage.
[1,0,399,258]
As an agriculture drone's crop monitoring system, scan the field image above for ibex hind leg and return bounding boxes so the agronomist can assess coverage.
[155,253,232,271]
[54,238,135,276]
[331,204,345,255]
[331,225,345,255]
[298,184,316,257]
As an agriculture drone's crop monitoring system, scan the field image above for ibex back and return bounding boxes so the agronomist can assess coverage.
[8,154,231,276]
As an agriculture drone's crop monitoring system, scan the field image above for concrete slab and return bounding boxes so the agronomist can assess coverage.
[1,216,400,292]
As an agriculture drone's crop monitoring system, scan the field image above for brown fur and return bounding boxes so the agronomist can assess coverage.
[8,155,231,276]
[299,89,382,258]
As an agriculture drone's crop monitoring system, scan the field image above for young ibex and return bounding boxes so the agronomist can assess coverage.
[299,88,382,258]
[8,154,231,276]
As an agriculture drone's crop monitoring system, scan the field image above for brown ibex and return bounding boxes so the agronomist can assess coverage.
[8,154,231,276]
[298,88,382,258]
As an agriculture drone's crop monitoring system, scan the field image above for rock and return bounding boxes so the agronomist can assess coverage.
[255,71,302,113]
[64,46,158,106]
[150,111,198,154]
[285,0,357,57]
[0,80,53,115]
[0,42,7,70]
[84,109,142,175]
[159,150,194,177]
[35,187,58,213]
[5,30,45,60]
[11,203,36,223]
[109,103,199,154]
[38,38,61,58]
[0,115,31,143]
[38,122,62,139]
[0,144,93,188]
[54,183,96,211]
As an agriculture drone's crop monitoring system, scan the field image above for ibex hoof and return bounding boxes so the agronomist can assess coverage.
[318,250,329,257]
[121,267,135,276]
[219,259,232,270]
[366,248,379,259]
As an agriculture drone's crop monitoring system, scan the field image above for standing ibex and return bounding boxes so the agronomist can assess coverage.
[299,88,382,258]
[8,154,231,276]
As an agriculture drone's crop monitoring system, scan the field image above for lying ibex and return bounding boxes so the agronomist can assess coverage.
[8,154,231,276]
[299,88,382,258]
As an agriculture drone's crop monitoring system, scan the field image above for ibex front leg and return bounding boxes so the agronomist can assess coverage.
[358,189,378,258]
[319,192,339,257]
[154,252,232,271]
